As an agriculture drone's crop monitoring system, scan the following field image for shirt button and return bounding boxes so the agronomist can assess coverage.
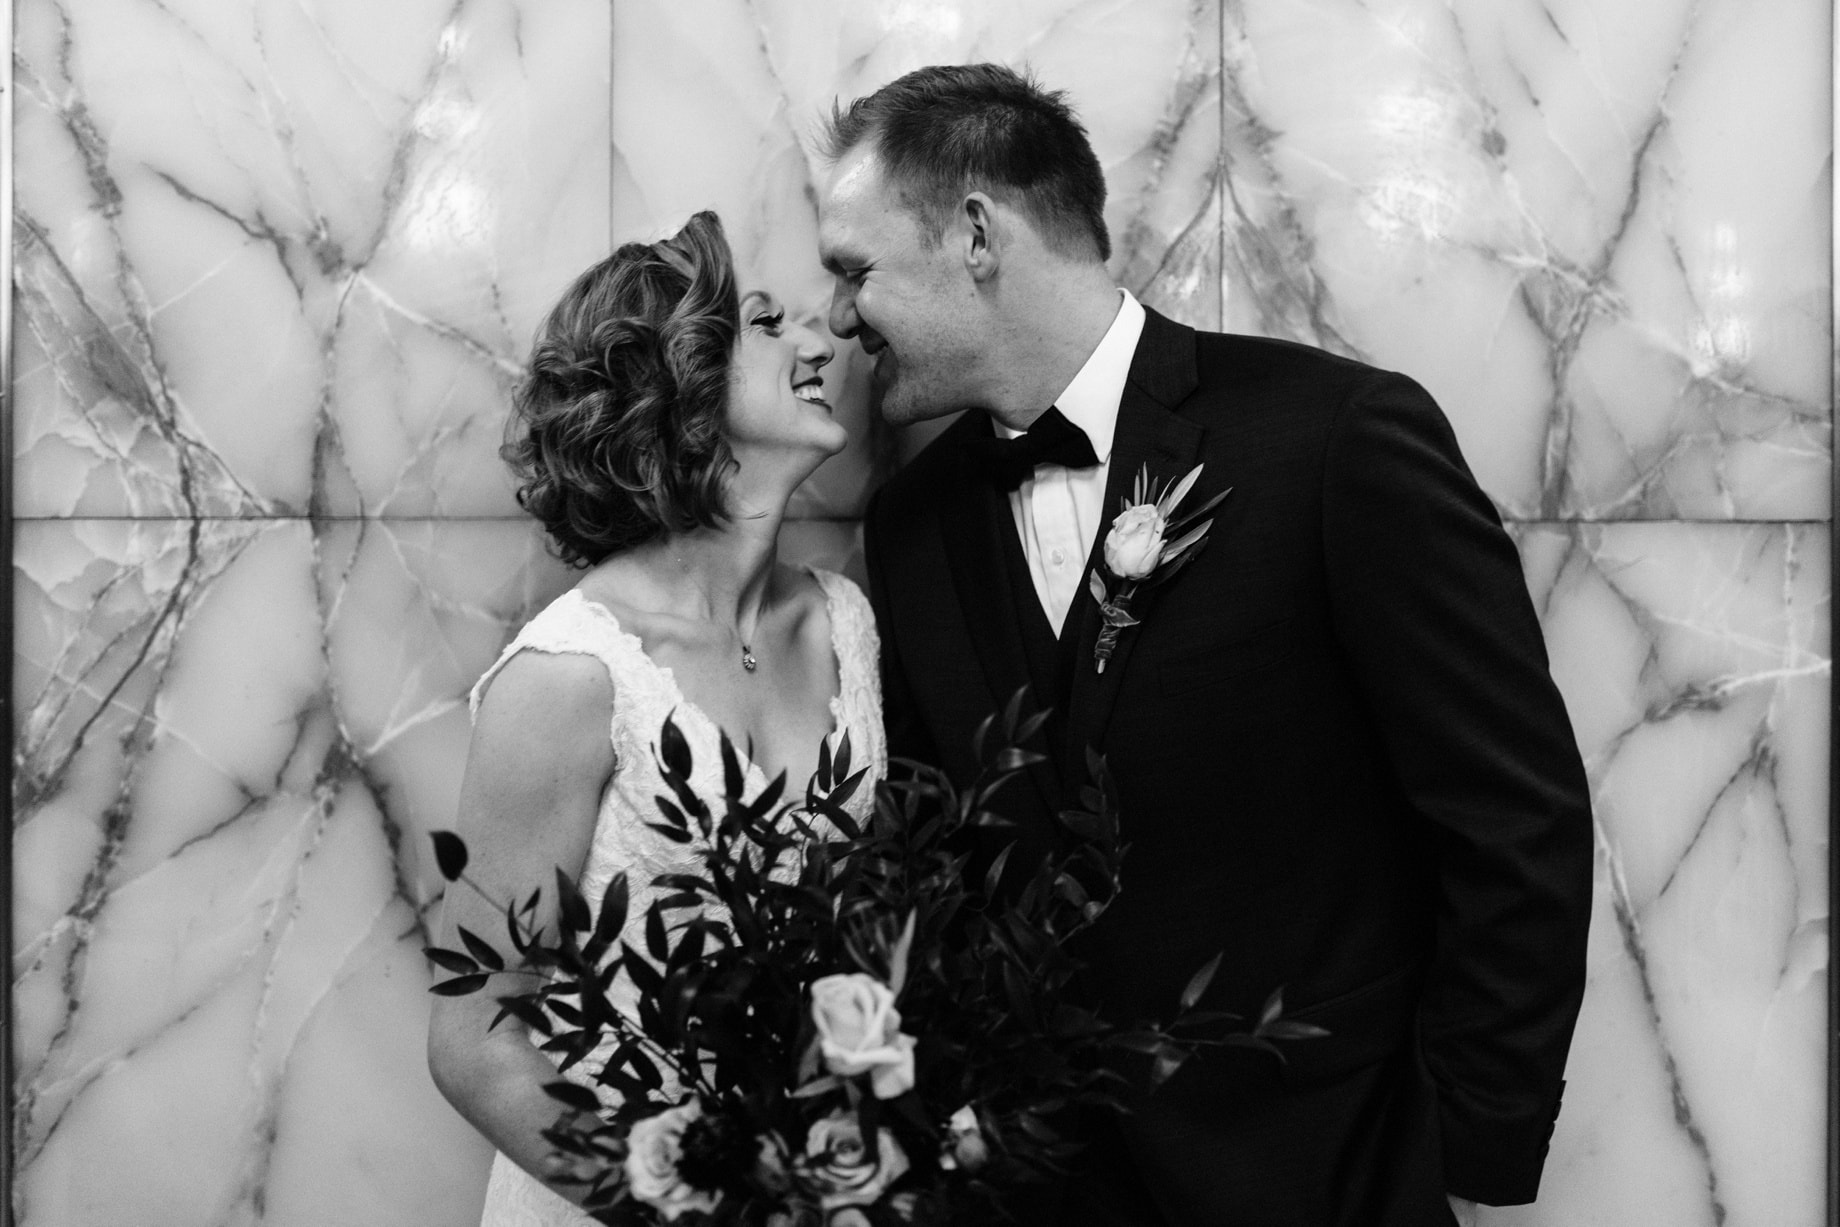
[1049,548,1067,567]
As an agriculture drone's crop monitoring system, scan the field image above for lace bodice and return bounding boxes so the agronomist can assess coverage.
[468,568,886,1227]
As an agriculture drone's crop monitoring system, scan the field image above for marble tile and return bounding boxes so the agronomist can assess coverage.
[1218,0,1830,521]
[11,0,610,520]
[1503,522,1829,1227]
[5,510,875,1223]
[612,0,1224,501]
[10,518,571,1226]
[15,0,1829,526]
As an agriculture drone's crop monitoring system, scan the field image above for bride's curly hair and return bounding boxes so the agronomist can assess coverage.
[505,211,740,568]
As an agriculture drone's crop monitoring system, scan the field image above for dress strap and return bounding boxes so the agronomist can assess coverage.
[468,589,649,720]
[807,568,886,773]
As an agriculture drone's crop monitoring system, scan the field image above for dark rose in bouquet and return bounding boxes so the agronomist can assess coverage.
[425,697,1321,1224]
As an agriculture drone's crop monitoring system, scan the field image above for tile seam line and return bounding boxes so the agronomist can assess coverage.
[8,516,1834,527]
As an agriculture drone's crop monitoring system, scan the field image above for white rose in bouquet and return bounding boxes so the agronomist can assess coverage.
[939,1104,989,1172]
[802,1109,911,1210]
[625,1101,721,1220]
[1103,504,1167,580]
[809,973,917,1099]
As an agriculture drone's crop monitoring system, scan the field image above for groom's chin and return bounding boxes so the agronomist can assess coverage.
[871,380,951,430]
[868,382,911,427]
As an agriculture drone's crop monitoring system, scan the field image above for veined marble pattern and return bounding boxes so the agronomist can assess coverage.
[611,0,1830,522]
[7,514,848,1226]
[1512,523,1829,1227]
[612,0,1226,490]
[10,0,614,1222]
[12,0,611,520]
[11,518,570,1226]
[1217,0,1831,522]
[10,1,1832,1226]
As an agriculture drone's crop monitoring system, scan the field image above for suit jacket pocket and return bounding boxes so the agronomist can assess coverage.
[1158,619,1296,696]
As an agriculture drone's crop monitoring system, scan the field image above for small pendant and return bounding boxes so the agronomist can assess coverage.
[741,645,757,673]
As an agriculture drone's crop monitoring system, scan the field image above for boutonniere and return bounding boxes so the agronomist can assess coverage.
[1085,463,1231,673]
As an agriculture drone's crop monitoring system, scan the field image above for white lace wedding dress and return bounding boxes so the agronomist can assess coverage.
[466,568,887,1227]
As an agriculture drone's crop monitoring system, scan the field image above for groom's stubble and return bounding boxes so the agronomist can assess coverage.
[856,269,989,430]
[818,146,994,431]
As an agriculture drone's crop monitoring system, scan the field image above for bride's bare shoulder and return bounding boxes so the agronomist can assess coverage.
[474,645,615,732]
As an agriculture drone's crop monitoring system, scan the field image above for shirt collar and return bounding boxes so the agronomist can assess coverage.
[999,289,1144,462]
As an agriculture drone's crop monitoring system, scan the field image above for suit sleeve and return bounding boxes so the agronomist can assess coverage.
[862,487,939,767]
[1320,372,1593,1206]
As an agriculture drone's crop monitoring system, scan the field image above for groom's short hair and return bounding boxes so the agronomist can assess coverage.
[823,63,1111,263]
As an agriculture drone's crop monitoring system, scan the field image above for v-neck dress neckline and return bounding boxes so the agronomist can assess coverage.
[566,566,849,790]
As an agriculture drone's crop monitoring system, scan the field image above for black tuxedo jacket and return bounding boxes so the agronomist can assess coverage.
[862,308,1594,1225]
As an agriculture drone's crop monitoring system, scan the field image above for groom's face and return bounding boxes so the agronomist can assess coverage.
[817,146,982,426]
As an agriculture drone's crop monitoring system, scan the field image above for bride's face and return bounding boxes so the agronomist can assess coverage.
[725,290,846,461]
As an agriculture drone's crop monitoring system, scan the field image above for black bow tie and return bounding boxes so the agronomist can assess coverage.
[969,407,1100,490]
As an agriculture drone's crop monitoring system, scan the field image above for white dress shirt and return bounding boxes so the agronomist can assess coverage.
[999,289,1146,635]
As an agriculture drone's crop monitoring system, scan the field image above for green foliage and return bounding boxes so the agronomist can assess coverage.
[424,696,1319,1225]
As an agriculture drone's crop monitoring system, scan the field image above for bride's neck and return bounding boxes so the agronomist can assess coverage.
[623,505,784,628]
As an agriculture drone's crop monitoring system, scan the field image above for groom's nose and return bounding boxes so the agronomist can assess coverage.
[826,282,859,340]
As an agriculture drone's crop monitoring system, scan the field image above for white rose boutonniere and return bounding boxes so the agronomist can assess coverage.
[809,972,918,1099]
[1088,463,1231,672]
[1103,504,1167,579]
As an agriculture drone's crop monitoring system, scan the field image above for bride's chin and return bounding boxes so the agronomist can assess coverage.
[792,420,850,463]
[793,440,848,484]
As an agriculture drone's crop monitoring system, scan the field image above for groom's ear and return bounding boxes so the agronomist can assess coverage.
[959,192,1001,283]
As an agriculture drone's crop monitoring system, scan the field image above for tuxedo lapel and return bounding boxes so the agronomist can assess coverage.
[937,419,1065,813]
[1062,310,1204,778]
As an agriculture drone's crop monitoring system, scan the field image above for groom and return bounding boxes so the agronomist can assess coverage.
[819,65,1593,1226]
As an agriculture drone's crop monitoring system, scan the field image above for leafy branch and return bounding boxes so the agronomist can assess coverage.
[423,695,1321,1225]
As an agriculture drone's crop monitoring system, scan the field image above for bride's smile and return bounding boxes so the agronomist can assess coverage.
[724,289,846,464]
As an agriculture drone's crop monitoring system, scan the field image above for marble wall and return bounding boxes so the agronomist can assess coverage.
[9,2,1830,1225]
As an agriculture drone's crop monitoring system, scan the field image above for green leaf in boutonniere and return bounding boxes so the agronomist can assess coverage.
[1088,463,1232,673]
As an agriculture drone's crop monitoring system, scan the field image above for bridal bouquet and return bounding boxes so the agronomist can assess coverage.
[426,699,1319,1225]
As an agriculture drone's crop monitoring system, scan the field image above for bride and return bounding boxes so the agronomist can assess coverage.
[426,212,886,1226]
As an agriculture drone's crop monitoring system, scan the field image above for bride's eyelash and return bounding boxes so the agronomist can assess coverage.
[751,310,785,330]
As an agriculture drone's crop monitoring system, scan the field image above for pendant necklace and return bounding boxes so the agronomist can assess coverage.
[739,606,760,673]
